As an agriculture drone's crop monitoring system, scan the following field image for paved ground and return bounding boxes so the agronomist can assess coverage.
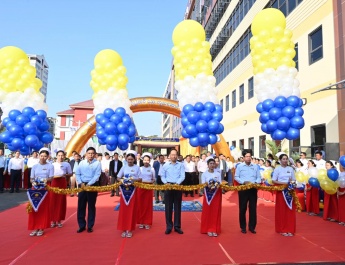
[0,189,28,212]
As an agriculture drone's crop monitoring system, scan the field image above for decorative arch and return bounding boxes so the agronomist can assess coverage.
[64,97,231,158]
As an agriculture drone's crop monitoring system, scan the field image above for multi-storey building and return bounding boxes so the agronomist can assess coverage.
[28,54,49,101]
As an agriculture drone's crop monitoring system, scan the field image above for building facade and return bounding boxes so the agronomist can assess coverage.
[28,54,49,101]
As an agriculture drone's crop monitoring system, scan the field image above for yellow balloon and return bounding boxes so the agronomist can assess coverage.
[0,46,28,67]
[263,170,273,179]
[295,171,305,183]
[94,49,123,69]
[318,169,327,177]
[172,20,205,46]
[251,8,286,36]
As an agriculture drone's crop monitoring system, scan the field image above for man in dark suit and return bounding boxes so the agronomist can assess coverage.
[136,153,144,167]
[109,152,123,197]
[153,154,165,203]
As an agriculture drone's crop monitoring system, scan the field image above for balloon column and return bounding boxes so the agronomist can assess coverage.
[171,20,224,147]
[90,49,136,151]
[250,9,305,140]
[0,46,53,155]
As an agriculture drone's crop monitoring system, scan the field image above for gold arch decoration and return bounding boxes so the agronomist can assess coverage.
[65,97,231,159]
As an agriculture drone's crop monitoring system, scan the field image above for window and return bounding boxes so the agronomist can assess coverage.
[309,26,323,64]
[232,140,236,147]
[239,139,244,150]
[226,95,230,111]
[232,90,236,108]
[248,137,254,153]
[239,84,244,104]
[294,43,299,70]
[259,135,266,158]
[268,0,303,16]
[220,99,224,113]
[248,77,254,99]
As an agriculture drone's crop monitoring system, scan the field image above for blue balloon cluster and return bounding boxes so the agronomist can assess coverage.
[95,107,136,151]
[181,102,224,147]
[0,108,53,155]
[256,96,305,140]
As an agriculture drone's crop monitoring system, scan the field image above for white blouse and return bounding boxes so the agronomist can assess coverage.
[272,166,295,183]
[31,163,54,180]
[201,170,222,184]
[53,162,72,177]
[140,166,155,183]
[118,164,141,180]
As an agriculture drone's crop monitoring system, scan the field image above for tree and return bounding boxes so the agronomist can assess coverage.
[265,139,288,160]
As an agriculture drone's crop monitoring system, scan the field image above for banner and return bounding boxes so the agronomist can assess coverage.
[119,185,136,206]
[27,189,48,212]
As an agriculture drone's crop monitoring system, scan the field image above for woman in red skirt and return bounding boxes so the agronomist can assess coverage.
[28,148,54,236]
[50,150,72,228]
[322,161,339,222]
[272,154,296,236]
[306,160,320,216]
[117,151,141,238]
[137,153,155,229]
[200,157,222,237]
[338,177,345,225]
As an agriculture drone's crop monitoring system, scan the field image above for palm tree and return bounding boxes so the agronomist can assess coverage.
[265,140,288,160]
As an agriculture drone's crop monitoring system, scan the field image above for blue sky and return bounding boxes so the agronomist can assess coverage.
[0,0,187,136]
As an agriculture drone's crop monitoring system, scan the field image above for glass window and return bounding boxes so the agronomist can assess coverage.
[248,137,254,152]
[259,135,266,158]
[220,99,224,112]
[232,90,236,108]
[226,95,230,111]
[248,77,254,99]
[239,84,244,104]
[309,26,323,64]
[294,43,299,70]
[232,140,236,147]
[239,139,244,150]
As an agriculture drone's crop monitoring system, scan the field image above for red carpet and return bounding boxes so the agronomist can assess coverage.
[1,191,345,265]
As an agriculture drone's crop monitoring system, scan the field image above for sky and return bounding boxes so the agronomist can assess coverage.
[0,0,188,136]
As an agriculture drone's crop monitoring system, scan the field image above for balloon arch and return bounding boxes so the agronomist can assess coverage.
[64,97,231,158]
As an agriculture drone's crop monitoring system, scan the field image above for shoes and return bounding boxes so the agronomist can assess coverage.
[165,229,172,234]
[280,233,293,236]
[87,227,93,233]
[145,225,150,230]
[330,219,336,222]
[241,229,247,234]
[77,227,86,233]
[70,194,74,197]
[110,194,114,197]
[249,229,256,234]
[37,230,44,236]
[139,224,144,229]
[207,232,213,237]
[199,194,203,197]
[51,222,56,228]
[174,228,183,234]
[212,233,218,237]
[30,230,38,236]
[126,231,132,238]
[9,190,14,193]
[15,190,20,193]
[339,222,345,226]
[121,231,127,238]
[287,233,294,236]
[57,223,63,228]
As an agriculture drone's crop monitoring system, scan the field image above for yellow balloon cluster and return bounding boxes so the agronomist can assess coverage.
[171,20,212,80]
[295,171,309,183]
[263,170,273,185]
[320,179,339,195]
[250,8,295,74]
[0,46,42,92]
[90,49,128,92]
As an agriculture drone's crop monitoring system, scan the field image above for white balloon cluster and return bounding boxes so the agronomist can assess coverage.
[230,147,242,160]
[0,87,48,118]
[92,88,132,116]
[254,66,300,102]
[175,73,218,109]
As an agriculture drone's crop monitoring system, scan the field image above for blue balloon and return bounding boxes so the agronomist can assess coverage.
[277,117,290,131]
[32,142,44,151]
[262,99,275,112]
[230,146,235,151]
[96,114,105,123]
[286,96,300,108]
[7,144,16,151]
[266,120,277,133]
[209,134,217,145]
[181,117,190,126]
[98,117,109,128]
[259,112,270,123]
[98,138,106,145]
[8,125,24,136]
[212,111,223,122]
[308,177,320,188]
[96,128,107,140]
[23,122,38,135]
[256,103,263,113]
[187,111,200,124]
[30,115,43,127]
[340,156,345,168]
[274,96,287,108]
[11,138,24,149]
[2,117,10,127]
[269,107,282,121]
[22,107,36,118]
[0,131,13,143]
[6,121,17,129]
[110,114,122,125]
[185,124,197,137]
[294,107,304,116]
[119,143,129,151]
[20,145,30,156]
[204,102,216,112]
[96,124,103,131]
[189,137,199,147]
[298,98,303,107]
[41,132,53,144]
[8,110,22,121]
[104,122,117,135]
[327,168,339,182]
[118,134,129,145]
[261,123,269,134]
[215,104,223,113]
[25,135,39,147]
[115,107,126,118]
[128,125,136,137]
[271,129,286,140]
[199,141,209,147]
[117,122,129,134]
[106,135,118,146]
[196,120,208,133]
[290,116,305,129]
[286,128,300,140]
[281,106,295,119]
[208,119,219,133]
[182,104,194,115]
[36,110,47,120]
[216,123,224,134]
[181,129,190,138]
[194,102,204,112]
[106,144,117,151]
[103,108,115,118]
[200,110,212,122]
[39,121,50,131]
[122,115,132,126]
[129,136,135,143]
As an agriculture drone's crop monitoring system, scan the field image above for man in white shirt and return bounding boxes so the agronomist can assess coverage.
[27,151,39,188]
[100,152,111,185]
[8,151,24,193]
[314,151,326,169]
[197,154,208,196]
[183,155,196,197]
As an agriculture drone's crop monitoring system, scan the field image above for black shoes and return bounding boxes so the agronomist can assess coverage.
[77,227,86,233]
[110,194,114,197]
[241,229,247,234]
[174,228,184,234]
[249,229,256,234]
[87,227,93,233]
[165,229,172,234]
